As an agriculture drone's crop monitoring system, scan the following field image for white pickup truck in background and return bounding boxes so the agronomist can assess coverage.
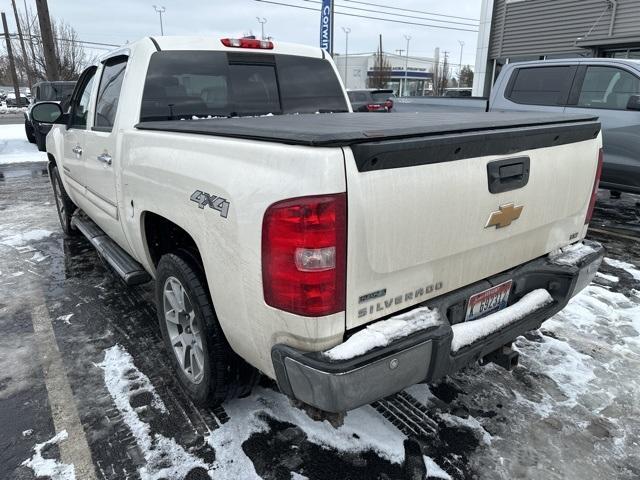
[31,36,604,413]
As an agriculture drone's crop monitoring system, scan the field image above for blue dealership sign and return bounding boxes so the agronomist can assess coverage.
[320,0,332,52]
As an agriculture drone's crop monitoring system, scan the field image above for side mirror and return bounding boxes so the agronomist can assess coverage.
[31,101,63,123]
[626,94,640,111]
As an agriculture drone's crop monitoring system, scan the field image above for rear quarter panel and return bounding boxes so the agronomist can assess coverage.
[119,130,347,377]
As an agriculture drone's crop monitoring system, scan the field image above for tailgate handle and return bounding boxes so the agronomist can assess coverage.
[487,157,530,194]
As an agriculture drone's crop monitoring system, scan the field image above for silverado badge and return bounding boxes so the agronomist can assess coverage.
[485,203,523,229]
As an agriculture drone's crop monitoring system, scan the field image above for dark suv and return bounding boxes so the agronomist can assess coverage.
[25,81,76,151]
[347,89,395,112]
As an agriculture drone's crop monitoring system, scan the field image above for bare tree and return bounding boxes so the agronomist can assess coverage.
[458,65,474,88]
[367,43,391,89]
[6,9,92,84]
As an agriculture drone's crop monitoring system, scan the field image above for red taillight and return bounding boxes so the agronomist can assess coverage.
[262,193,346,317]
[585,148,604,224]
[366,104,384,112]
[221,38,274,49]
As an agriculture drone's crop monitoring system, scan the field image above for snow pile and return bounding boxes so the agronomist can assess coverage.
[603,257,640,281]
[210,387,409,478]
[595,271,619,283]
[548,242,596,266]
[324,307,442,361]
[21,430,76,480]
[451,289,553,352]
[0,123,47,164]
[97,345,207,480]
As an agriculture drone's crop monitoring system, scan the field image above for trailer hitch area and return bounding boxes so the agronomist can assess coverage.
[480,344,519,371]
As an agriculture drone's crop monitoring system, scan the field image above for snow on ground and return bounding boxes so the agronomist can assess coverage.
[324,307,441,360]
[604,257,640,281]
[0,123,47,164]
[451,289,553,352]
[96,345,208,480]
[21,430,76,480]
[0,228,54,247]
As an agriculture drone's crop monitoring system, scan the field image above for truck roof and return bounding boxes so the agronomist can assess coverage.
[99,36,325,63]
[136,111,599,147]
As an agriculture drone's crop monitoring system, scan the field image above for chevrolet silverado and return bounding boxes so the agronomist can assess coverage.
[31,36,604,413]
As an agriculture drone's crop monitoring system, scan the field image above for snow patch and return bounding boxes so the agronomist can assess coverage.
[324,307,441,361]
[0,123,48,164]
[21,430,75,480]
[97,345,207,480]
[56,314,74,325]
[548,242,596,266]
[438,412,492,445]
[451,289,553,352]
[603,257,640,281]
[595,271,619,283]
[30,251,49,263]
[0,229,54,246]
[423,455,452,479]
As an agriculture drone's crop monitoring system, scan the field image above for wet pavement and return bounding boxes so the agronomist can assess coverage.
[1,157,639,480]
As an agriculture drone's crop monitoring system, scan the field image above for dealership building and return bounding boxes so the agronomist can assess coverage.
[473,0,640,96]
[333,52,435,96]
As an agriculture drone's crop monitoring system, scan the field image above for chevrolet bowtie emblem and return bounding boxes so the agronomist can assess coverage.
[485,203,524,229]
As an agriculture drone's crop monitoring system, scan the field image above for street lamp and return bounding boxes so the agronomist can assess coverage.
[342,26,351,89]
[458,40,465,77]
[152,5,165,36]
[257,17,267,40]
[403,35,411,97]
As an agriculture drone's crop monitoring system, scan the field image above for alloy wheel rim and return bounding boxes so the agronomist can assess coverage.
[163,276,205,384]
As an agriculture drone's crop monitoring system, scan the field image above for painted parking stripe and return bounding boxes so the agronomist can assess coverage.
[31,299,97,479]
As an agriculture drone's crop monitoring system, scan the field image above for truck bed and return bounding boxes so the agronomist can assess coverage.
[136,112,599,148]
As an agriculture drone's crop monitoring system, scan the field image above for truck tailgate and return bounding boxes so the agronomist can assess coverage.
[344,119,602,329]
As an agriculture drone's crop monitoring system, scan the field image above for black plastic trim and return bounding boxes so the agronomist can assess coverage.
[487,156,530,194]
[149,37,161,51]
[351,120,600,172]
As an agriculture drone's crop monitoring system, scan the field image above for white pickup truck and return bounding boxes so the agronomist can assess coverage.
[32,36,605,413]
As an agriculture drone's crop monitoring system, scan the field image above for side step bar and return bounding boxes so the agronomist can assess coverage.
[71,213,151,286]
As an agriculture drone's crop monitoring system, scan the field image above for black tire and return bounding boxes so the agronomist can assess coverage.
[156,252,257,406]
[49,164,77,236]
[25,119,36,143]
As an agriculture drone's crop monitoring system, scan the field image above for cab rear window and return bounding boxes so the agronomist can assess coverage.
[140,51,348,121]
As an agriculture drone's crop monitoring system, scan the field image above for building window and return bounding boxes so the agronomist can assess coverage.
[577,66,640,110]
[506,66,572,105]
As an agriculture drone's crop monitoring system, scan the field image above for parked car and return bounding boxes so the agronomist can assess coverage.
[32,36,603,413]
[444,87,472,97]
[347,88,395,112]
[25,81,76,151]
[5,92,30,107]
[395,58,640,196]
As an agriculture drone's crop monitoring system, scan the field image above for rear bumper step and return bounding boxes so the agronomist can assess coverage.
[272,240,604,413]
[71,213,151,286]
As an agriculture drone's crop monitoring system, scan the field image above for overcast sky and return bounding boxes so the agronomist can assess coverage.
[1,0,481,66]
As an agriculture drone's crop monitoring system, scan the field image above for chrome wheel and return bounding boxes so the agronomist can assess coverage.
[163,276,205,384]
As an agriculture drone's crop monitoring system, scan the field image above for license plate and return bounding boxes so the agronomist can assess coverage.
[465,280,513,322]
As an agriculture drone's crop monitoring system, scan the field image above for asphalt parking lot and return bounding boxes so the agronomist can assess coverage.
[1,122,640,480]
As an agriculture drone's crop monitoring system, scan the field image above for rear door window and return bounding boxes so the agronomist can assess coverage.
[140,51,348,121]
[94,56,128,131]
[507,66,573,106]
[577,66,640,110]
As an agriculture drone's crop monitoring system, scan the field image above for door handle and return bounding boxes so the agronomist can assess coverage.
[97,153,112,166]
[72,145,82,156]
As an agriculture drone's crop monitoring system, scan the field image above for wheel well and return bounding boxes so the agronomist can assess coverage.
[143,212,203,268]
[47,153,56,165]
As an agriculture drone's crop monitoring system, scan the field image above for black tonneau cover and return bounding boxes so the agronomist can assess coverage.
[135,112,599,148]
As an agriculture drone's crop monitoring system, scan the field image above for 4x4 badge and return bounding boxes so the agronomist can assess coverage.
[190,190,230,218]
[485,203,523,229]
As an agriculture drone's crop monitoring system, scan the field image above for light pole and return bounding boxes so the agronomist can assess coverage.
[257,17,267,40]
[403,35,411,97]
[458,40,465,76]
[153,5,165,35]
[342,26,351,89]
